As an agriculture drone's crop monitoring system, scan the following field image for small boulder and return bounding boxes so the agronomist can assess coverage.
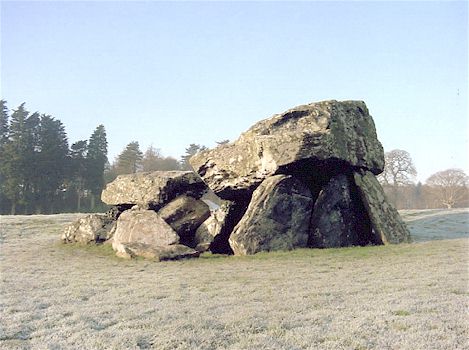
[158,195,210,247]
[229,175,314,255]
[205,200,249,254]
[353,169,411,244]
[101,171,207,208]
[62,214,115,244]
[309,174,376,248]
[111,208,179,254]
[194,203,230,252]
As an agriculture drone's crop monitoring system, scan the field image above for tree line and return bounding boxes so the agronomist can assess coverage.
[105,140,232,182]
[0,101,108,214]
[1,101,466,214]
[0,101,213,214]
[378,149,469,209]
[105,142,208,183]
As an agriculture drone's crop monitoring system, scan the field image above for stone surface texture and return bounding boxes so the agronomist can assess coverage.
[190,100,384,200]
[229,175,314,255]
[207,201,249,254]
[61,214,114,244]
[158,195,210,247]
[111,208,179,254]
[309,174,377,248]
[62,99,409,260]
[101,171,206,207]
[193,203,232,252]
[353,169,411,244]
[114,242,200,261]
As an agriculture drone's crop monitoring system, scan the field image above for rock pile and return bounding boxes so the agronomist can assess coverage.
[62,100,411,260]
[190,100,411,254]
[62,171,214,260]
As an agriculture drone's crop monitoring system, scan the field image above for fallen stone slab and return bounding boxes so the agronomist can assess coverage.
[114,242,200,261]
[158,195,210,247]
[101,171,207,208]
[193,201,233,253]
[205,200,249,254]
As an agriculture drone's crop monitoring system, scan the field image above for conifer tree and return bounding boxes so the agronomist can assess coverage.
[0,100,8,145]
[34,115,69,213]
[114,141,143,175]
[85,125,108,210]
[2,103,33,213]
[69,140,88,211]
[0,100,10,212]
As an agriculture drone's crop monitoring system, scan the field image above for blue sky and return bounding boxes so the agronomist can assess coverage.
[1,1,467,182]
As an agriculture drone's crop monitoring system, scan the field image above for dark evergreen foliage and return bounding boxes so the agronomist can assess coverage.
[85,125,108,211]
[0,100,466,213]
[0,102,109,214]
[113,141,143,175]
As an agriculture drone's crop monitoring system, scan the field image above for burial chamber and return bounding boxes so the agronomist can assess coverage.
[62,100,411,259]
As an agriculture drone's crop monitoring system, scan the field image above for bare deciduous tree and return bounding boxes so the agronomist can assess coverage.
[141,145,180,172]
[141,145,163,172]
[426,168,469,208]
[377,149,417,206]
[378,149,417,186]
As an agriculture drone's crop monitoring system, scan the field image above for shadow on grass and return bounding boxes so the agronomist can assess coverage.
[199,243,417,263]
[55,241,118,259]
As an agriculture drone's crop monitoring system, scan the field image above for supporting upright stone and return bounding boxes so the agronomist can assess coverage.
[229,175,314,255]
[353,169,411,244]
[309,174,377,248]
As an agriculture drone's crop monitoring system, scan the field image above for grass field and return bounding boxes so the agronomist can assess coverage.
[0,209,468,349]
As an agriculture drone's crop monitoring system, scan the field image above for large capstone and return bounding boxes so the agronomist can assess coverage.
[101,171,207,208]
[229,175,314,255]
[190,100,384,200]
[353,170,411,244]
[309,174,377,248]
